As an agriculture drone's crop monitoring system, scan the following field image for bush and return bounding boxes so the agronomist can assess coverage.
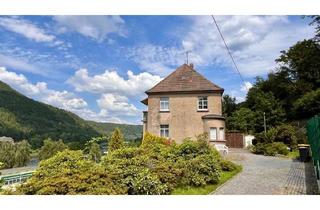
[151,160,182,190]
[264,142,289,156]
[102,147,172,195]
[253,124,300,149]
[220,159,238,171]
[177,136,219,160]
[252,138,258,145]
[252,143,266,154]
[38,139,68,160]
[254,128,277,144]
[16,132,234,195]
[180,153,221,186]
[250,142,289,156]
[103,133,224,194]
[128,169,170,195]
[141,132,167,148]
[274,124,298,149]
[295,128,307,144]
[18,150,126,195]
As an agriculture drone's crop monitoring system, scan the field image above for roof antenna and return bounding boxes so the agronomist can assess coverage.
[185,50,191,64]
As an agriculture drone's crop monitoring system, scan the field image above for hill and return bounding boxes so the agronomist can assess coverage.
[87,121,142,140]
[0,81,142,148]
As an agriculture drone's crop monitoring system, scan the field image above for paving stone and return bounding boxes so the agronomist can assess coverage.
[213,149,319,195]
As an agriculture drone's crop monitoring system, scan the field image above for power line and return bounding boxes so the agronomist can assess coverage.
[211,15,248,91]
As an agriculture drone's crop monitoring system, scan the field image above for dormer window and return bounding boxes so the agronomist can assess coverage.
[160,97,169,111]
[198,96,208,110]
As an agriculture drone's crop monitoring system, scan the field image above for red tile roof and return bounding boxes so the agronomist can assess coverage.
[145,64,223,95]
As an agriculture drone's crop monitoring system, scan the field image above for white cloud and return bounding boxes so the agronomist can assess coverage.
[0,54,43,75]
[125,44,186,76]
[181,16,314,76]
[126,16,314,78]
[53,16,126,42]
[241,81,253,92]
[0,67,141,124]
[0,17,55,43]
[67,68,162,97]
[0,66,86,111]
[97,93,140,117]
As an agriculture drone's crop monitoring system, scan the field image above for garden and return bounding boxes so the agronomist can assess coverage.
[1,129,241,195]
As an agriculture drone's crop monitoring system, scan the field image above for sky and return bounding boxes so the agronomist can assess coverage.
[0,15,316,125]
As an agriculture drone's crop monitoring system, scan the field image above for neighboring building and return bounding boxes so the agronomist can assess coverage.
[0,136,14,143]
[141,64,226,146]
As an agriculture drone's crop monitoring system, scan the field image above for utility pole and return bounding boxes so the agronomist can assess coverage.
[263,112,267,133]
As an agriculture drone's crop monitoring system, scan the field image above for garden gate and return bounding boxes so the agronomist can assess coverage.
[225,132,244,148]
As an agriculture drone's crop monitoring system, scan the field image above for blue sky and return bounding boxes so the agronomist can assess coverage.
[0,16,315,124]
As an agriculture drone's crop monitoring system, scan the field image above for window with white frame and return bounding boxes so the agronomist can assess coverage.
[160,97,169,111]
[210,127,217,141]
[219,127,225,140]
[198,96,208,110]
[160,125,169,138]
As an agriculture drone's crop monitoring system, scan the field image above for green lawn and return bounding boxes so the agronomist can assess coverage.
[171,166,242,195]
[286,150,299,159]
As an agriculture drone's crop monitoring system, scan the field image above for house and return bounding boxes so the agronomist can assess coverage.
[141,63,226,146]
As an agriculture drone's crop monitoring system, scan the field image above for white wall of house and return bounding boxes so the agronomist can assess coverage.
[244,135,255,147]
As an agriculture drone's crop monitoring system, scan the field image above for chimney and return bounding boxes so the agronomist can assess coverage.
[189,63,194,69]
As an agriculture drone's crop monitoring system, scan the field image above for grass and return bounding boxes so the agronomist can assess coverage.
[171,165,243,195]
[286,150,299,159]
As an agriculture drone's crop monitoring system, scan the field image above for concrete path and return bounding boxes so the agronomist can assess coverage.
[213,149,319,195]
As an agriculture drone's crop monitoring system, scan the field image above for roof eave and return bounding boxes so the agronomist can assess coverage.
[146,89,224,95]
[141,98,148,105]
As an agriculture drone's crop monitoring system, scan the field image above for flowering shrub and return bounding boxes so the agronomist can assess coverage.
[16,132,238,195]
[18,150,126,195]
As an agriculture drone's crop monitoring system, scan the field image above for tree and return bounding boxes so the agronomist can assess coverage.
[0,141,16,168]
[222,94,237,117]
[228,107,256,133]
[309,15,320,41]
[276,39,320,89]
[245,83,286,132]
[88,142,102,162]
[108,128,124,152]
[293,88,320,119]
[38,139,68,160]
[0,140,31,169]
[14,140,31,167]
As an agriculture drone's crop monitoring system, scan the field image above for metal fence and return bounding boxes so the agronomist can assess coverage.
[306,115,320,181]
[0,171,33,186]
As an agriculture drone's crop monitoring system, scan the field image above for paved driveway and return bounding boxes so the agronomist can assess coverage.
[213,149,319,195]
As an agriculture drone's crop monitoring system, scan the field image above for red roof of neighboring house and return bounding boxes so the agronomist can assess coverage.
[145,64,224,95]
